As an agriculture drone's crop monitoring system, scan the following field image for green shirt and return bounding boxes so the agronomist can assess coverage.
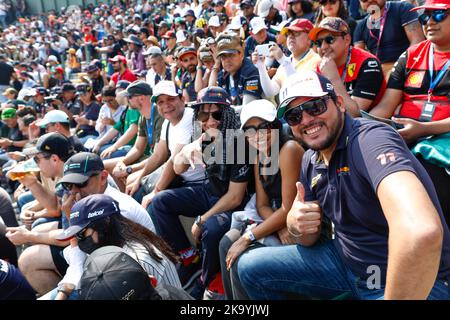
[113,108,140,146]
[137,111,164,156]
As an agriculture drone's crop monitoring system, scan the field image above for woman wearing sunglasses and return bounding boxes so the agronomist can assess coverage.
[370,0,450,226]
[314,0,357,40]
[152,86,252,299]
[219,99,304,300]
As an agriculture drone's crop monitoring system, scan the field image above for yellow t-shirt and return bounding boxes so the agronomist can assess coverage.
[273,50,322,87]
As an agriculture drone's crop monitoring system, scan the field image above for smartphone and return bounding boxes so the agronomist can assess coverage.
[360,110,404,130]
[255,43,273,57]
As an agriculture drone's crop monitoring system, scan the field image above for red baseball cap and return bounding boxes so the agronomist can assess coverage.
[109,55,127,63]
[281,18,314,35]
[162,31,176,39]
[410,0,450,11]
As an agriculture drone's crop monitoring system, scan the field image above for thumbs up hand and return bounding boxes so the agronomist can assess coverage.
[287,182,322,238]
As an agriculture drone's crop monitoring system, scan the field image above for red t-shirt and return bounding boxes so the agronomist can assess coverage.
[387,40,450,121]
[318,47,386,110]
[111,69,138,85]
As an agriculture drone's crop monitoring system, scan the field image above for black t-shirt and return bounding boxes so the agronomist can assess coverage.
[0,62,14,86]
[7,126,25,152]
[68,135,87,152]
[91,76,105,96]
[204,136,252,198]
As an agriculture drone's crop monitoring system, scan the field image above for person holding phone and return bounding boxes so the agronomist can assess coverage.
[252,19,321,99]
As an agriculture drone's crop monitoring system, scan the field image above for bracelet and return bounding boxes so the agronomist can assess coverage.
[287,226,303,238]
[196,66,203,71]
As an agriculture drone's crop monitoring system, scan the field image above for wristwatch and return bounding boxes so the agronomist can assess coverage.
[126,166,133,175]
[195,215,203,227]
[243,229,256,243]
[57,283,75,296]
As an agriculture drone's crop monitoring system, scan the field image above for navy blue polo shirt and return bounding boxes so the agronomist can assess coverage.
[300,114,450,284]
[353,1,418,63]
[217,58,262,106]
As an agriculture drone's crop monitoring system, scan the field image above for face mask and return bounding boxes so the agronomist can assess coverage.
[78,234,101,254]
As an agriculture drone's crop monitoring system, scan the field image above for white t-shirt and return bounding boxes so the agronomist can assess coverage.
[95,104,126,137]
[104,185,155,232]
[160,107,205,182]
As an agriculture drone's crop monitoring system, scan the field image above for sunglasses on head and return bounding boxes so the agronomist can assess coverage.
[319,0,338,5]
[313,34,343,47]
[242,121,274,135]
[418,10,449,25]
[283,96,332,126]
[197,110,223,122]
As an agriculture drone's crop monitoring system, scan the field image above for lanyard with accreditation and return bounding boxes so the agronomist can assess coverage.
[420,45,450,122]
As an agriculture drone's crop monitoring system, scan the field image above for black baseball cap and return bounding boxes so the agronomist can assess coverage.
[192,86,231,108]
[26,132,72,160]
[126,81,152,97]
[58,152,104,186]
[61,83,76,92]
[79,245,161,300]
[116,80,131,91]
[56,194,120,241]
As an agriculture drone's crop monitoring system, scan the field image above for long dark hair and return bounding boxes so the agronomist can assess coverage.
[315,0,349,26]
[91,215,179,264]
[287,0,314,19]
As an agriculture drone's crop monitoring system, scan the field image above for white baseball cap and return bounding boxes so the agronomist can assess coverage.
[277,71,336,118]
[250,16,267,34]
[143,46,162,56]
[270,20,290,33]
[151,81,182,103]
[47,55,58,63]
[176,30,188,43]
[35,110,70,127]
[208,15,221,28]
[258,0,274,18]
[229,15,244,30]
[240,99,277,129]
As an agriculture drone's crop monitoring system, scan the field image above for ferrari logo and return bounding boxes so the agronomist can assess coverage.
[347,63,356,77]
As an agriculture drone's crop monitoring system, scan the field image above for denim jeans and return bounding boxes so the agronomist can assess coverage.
[238,239,450,300]
[17,191,34,212]
[98,143,132,159]
[151,182,234,287]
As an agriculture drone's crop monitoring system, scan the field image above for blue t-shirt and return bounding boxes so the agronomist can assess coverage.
[217,58,262,106]
[0,259,36,300]
[353,1,418,63]
[300,114,450,285]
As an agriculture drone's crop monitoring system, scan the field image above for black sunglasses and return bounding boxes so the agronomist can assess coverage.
[75,226,90,241]
[284,96,331,126]
[418,10,449,25]
[319,0,338,5]
[61,173,98,191]
[313,34,343,47]
[197,110,223,122]
[242,122,274,135]
[33,153,51,164]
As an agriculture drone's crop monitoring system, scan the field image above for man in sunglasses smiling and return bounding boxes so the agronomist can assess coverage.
[370,0,450,226]
[309,17,385,116]
[238,71,450,300]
